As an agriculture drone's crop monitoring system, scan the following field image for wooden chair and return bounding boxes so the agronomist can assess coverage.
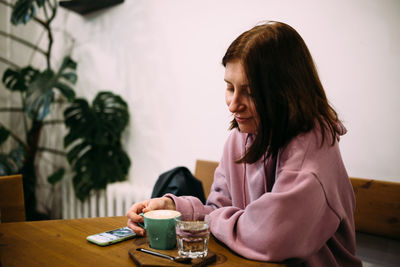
[0,174,25,222]
[350,177,400,240]
[350,178,400,265]
[194,160,219,199]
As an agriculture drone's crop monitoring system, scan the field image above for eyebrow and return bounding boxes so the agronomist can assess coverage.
[224,79,249,87]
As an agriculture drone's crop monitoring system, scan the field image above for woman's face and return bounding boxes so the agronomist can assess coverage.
[224,61,259,134]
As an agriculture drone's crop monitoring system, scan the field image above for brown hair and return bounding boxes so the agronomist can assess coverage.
[222,21,341,164]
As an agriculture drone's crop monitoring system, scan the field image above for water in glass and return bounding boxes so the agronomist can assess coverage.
[175,220,210,258]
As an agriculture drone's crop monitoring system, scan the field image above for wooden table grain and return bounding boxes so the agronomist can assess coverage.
[0,216,285,267]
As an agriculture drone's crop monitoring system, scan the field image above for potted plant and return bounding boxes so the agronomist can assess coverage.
[0,0,131,220]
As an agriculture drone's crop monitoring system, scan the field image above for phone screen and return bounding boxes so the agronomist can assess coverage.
[87,226,137,246]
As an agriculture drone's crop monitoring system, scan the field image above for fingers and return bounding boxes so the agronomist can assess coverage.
[127,218,146,236]
[127,197,174,217]
[126,197,178,236]
[142,197,171,213]
[126,200,147,236]
[141,199,156,213]
[126,200,148,217]
[126,210,144,224]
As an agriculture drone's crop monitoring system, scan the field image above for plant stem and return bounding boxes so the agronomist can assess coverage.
[44,0,58,70]
[46,25,53,69]
[43,2,52,69]
[49,0,58,21]
[20,92,28,138]
[22,120,44,219]
[0,30,47,57]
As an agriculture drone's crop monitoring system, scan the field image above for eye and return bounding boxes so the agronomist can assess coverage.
[226,84,234,92]
[240,85,251,96]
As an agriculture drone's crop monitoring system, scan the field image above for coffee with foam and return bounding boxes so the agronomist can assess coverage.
[144,210,181,220]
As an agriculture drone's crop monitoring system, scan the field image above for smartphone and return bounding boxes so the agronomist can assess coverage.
[86,226,137,246]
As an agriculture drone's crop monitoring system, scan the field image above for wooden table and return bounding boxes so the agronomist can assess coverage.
[0,216,284,267]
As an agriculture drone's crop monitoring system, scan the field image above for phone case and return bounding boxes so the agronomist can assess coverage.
[87,227,137,246]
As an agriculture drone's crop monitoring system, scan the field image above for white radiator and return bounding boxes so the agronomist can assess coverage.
[61,179,151,219]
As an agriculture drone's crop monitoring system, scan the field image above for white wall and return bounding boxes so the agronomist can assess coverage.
[53,0,400,193]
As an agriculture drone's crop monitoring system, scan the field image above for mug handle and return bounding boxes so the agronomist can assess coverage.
[138,213,145,228]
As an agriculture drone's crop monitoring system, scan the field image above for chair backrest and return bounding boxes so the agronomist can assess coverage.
[350,177,400,240]
[194,160,219,199]
[0,174,25,222]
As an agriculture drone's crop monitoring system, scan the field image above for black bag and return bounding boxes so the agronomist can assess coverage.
[151,166,206,204]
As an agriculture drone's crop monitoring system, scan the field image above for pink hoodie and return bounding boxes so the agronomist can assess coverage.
[166,126,362,266]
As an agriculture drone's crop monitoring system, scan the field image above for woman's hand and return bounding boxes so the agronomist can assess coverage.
[126,197,176,235]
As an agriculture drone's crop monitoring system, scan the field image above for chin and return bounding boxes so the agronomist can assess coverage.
[238,126,256,134]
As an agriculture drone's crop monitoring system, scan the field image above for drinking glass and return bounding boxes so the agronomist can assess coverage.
[175,214,210,258]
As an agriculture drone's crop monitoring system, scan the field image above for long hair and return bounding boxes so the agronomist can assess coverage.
[222,21,341,164]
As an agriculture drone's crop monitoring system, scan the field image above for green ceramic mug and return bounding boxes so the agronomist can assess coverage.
[139,210,181,250]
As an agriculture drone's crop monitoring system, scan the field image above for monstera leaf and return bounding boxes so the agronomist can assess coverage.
[24,56,77,120]
[11,0,45,25]
[0,145,26,176]
[64,92,130,200]
[2,66,40,92]
[0,126,26,176]
[47,168,65,185]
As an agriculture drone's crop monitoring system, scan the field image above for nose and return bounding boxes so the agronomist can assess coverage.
[228,91,245,114]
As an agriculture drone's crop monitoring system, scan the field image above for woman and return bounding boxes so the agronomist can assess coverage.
[127,21,362,266]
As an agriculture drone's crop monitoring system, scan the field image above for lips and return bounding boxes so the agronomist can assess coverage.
[235,116,252,123]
